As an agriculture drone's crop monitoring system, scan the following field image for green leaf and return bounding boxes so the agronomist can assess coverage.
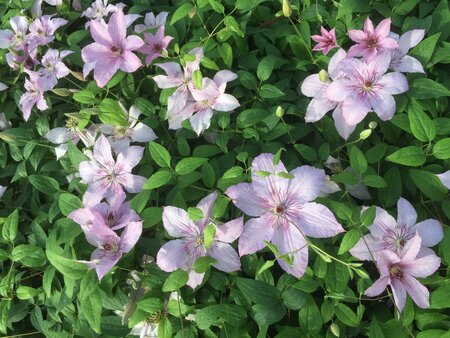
[256,260,275,275]
[80,270,98,302]
[143,170,173,190]
[175,157,207,175]
[331,172,359,185]
[252,302,287,326]
[408,103,436,142]
[81,287,102,334]
[195,304,247,330]
[16,286,41,300]
[335,303,359,327]
[363,175,388,188]
[207,0,224,13]
[29,175,60,195]
[148,142,171,168]
[348,145,368,174]
[410,33,441,67]
[193,256,217,273]
[158,317,173,338]
[137,298,164,314]
[192,70,203,89]
[224,16,244,37]
[217,43,233,68]
[0,300,11,335]
[298,296,322,333]
[203,223,216,249]
[237,108,270,128]
[337,229,360,255]
[170,3,194,25]
[12,245,46,267]
[361,206,376,227]
[430,284,450,309]
[162,270,189,292]
[2,209,19,242]
[58,193,83,216]
[257,56,276,81]
[46,249,87,280]
[409,169,447,201]
[259,84,285,98]
[409,78,450,99]
[235,277,281,305]
[386,146,426,166]
[67,141,88,168]
[73,90,96,104]
[433,138,450,159]
[98,99,128,126]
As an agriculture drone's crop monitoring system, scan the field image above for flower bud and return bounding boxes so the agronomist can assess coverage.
[282,0,292,17]
[319,69,329,82]
[369,121,378,129]
[275,106,285,118]
[359,129,372,140]
[188,7,197,18]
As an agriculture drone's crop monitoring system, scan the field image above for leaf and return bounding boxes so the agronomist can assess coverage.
[170,3,193,25]
[252,302,287,326]
[148,142,171,168]
[143,170,173,190]
[259,84,285,98]
[224,16,244,37]
[46,249,87,280]
[73,90,96,104]
[29,175,60,195]
[80,270,98,301]
[193,256,217,273]
[237,109,270,127]
[337,229,360,255]
[386,146,426,167]
[430,284,450,309]
[217,43,233,68]
[408,103,436,142]
[409,78,450,99]
[235,277,281,305]
[363,175,388,188]
[335,303,359,327]
[11,245,46,267]
[162,270,189,292]
[433,138,450,159]
[81,287,102,333]
[409,169,447,201]
[0,300,11,335]
[195,304,247,329]
[298,296,322,333]
[58,193,83,216]
[410,33,441,66]
[348,145,368,174]
[158,317,173,338]
[175,157,208,175]
[257,56,277,81]
[137,298,164,314]
[203,223,216,249]
[2,209,19,242]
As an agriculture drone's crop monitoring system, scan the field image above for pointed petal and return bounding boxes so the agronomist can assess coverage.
[186,270,204,288]
[374,18,391,38]
[301,74,329,98]
[225,182,269,217]
[162,206,198,238]
[208,242,240,272]
[118,173,146,193]
[238,213,275,256]
[400,234,421,262]
[328,49,347,79]
[437,171,450,189]
[157,239,191,271]
[397,198,417,229]
[45,128,71,144]
[392,55,424,73]
[305,98,336,123]
[402,254,440,278]
[342,95,371,125]
[82,223,117,248]
[212,93,239,112]
[108,9,126,46]
[289,165,327,203]
[332,106,357,140]
[130,123,157,142]
[120,221,142,252]
[94,135,114,167]
[415,219,443,247]
[116,145,144,169]
[119,50,142,73]
[215,217,243,243]
[326,79,353,101]
[349,234,386,261]
[196,192,217,223]
[402,275,429,309]
[190,108,214,135]
[364,276,389,297]
[90,19,112,46]
[294,202,344,238]
[378,72,409,94]
[391,278,407,312]
[124,35,144,51]
[90,248,121,280]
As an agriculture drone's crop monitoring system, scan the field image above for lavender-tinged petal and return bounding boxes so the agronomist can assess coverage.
[364,276,390,297]
[162,206,198,238]
[301,74,329,98]
[196,192,217,224]
[289,166,326,204]
[402,254,441,278]
[190,108,214,135]
[399,29,425,52]
[186,270,204,289]
[118,173,146,193]
[238,213,276,256]
[391,278,407,313]
[225,182,268,217]
[108,9,126,46]
[349,234,386,261]
[415,219,443,247]
[120,221,143,253]
[332,106,357,140]
[402,275,430,309]
[305,98,337,123]
[393,55,425,73]
[208,242,240,272]
[130,123,157,143]
[91,248,121,280]
[294,202,344,238]
[215,217,243,243]
[157,240,192,272]
[400,234,422,262]
[378,72,409,94]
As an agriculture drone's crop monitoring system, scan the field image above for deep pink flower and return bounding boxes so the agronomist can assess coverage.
[138,26,173,65]
[389,30,425,73]
[20,70,52,121]
[327,52,408,126]
[157,192,243,288]
[135,11,169,33]
[347,17,398,62]
[0,16,29,50]
[350,198,443,261]
[311,26,338,55]
[27,15,68,47]
[225,154,344,278]
[78,220,142,280]
[364,235,440,313]
[78,135,146,206]
[81,9,144,88]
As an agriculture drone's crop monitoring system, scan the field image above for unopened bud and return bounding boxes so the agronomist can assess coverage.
[188,7,197,18]
[282,0,292,17]
[359,129,372,140]
[0,132,14,143]
[319,69,329,82]
[275,106,285,118]
[368,121,378,129]
[330,322,340,337]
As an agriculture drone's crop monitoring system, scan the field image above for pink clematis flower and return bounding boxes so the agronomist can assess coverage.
[134,11,169,33]
[153,47,204,115]
[311,26,339,55]
[81,0,117,21]
[350,198,443,261]
[6,45,39,70]
[78,135,146,206]
[20,70,52,121]
[437,171,450,190]
[174,70,239,135]
[100,103,157,154]
[138,26,173,65]
[389,29,425,73]
[327,52,408,126]
[300,48,357,139]
[225,153,344,278]
[0,16,29,49]
[79,221,142,280]
[31,0,63,17]
[364,235,440,313]
[81,9,144,88]
[157,192,243,288]
[69,191,141,231]
[347,17,399,62]
[27,15,68,47]
[37,49,73,87]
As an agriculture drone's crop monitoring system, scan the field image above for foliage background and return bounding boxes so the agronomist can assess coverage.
[0,0,450,337]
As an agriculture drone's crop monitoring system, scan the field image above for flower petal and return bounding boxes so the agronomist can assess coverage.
[370,92,397,121]
[399,29,425,52]
[294,202,344,238]
[225,182,269,217]
[157,239,192,271]
[402,253,441,278]
[415,219,443,247]
[364,276,389,297]
[208,242,240,272]
[215,217,243,243]
[396,198,417,229]
[120,221,142,253]
[289,166,326,204]
[402,275,429,309]
[378,72,409,94]
[238,213,276,256]
[349,234,386,261]
[332,106,357,140]
[162,206,198,238]
[108,9,126,46]
[391,278,407,313]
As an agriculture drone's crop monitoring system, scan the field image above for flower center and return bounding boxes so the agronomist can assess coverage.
[106,213,116,227]
[153,43,163,53]
[396,238,406,248]
[114,126,128,138]
[366,37,378,49]
[65,117,78,132]
[362,81,373,92]
[147,311,164,325]
[110,45,122,56]
[103,241,119,253]
[276,205,285,214]
[194,236,204,246]
[389,264,404,279]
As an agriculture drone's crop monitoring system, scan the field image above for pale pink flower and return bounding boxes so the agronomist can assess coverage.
[157,192,243,288]
[82,0,117,21]
[347,17,399,62]
[100,103,157,154]
[20,70,52,121]
[225,153,344,278]
[175,70,239,135]
[134,11,169,33]
[78,135,146,206]
[364,235,440,313]
[311,26,338,55]
[437,170,450,189]
[81,9,144,88]
[327,52,408,126]
[0,16,29,49]
[27,15,68,47]
[138,26,173,65]
[389,30,425,73]
[31,0,63,17]
[6,45,39,70]
[350,198,443,261]
[78,221,142,280]
[37,49,73,87]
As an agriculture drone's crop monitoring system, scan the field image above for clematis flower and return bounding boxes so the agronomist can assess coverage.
[69,191,141,232]
[389,29,425,73]
[31,0,63,17]
[0,186,6,199]
[347,17,398,62]
[350,198,443,261]
[364,235,440,313]
[437,170,450,190]
[81,9,144,88]
[78,221,142,280]
[0,16,29,49]
[6,45,39,70]
[153,47,204,115]
[27,15,68,47]
[225,153,344,278]
[301,48,357,139]
[135,11,169,33]
[157,192,243,288]
[45,118,96,159]
[174,70,239,135]
[138,26,173,65]
[311,26,338,55]
[100,103,157,154]
[327,52,408,126]
[37,49,73,87]
[81,0,117,21]
[20,70,53,121]
[78,135,146,206]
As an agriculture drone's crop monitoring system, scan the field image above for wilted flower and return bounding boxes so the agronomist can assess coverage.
[0,16,29,49]
[135,11,169,33]
[389,29,425,73]
[364,235,440,313]
[350,198,443,260]
[311,26,338,55]
[347,17,398,61]
[79,135,146,206]
[225,153,344,278]
[138,26,173,65]
[81,9,144,87]
[157,192,243,288]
